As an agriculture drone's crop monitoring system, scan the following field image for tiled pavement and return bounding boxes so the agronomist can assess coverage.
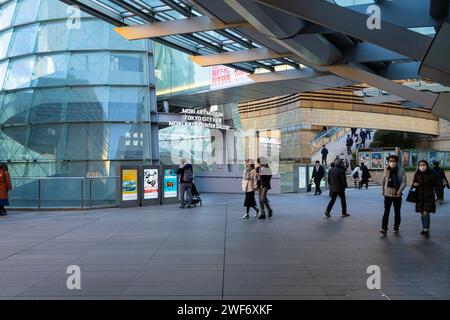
[0,187,449,300]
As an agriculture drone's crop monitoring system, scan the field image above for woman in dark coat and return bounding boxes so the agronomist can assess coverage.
[0,163,12,216]
[412,160,443,237]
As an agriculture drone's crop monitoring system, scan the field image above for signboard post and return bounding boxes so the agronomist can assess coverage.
[120,166,140,207]
[161,166,180,204]
[142,166,160,206]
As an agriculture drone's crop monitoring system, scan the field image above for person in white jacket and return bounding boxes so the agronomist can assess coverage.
[351,166,362,189]
[242,160,259,219]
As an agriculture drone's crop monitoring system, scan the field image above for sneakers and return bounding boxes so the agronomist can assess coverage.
[421,230,430,237]
[324,211,331,218]
[242,213,249,219]
[268,209,273,218]
[379,229,387,235]
[258,214,266,219]
[393,228,399,234]
[341,213,350,217]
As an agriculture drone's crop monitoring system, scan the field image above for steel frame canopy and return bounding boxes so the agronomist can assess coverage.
[59,0,450,120]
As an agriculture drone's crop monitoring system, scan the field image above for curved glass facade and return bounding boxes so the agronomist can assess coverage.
[0,0,157,178]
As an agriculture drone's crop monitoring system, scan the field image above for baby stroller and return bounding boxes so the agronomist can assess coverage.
[191,182,202,207]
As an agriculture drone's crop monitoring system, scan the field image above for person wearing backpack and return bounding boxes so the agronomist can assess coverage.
[351,165,361,189]
[177,159,194,208]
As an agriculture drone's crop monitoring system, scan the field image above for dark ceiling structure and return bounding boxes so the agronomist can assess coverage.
[59,0,450,120]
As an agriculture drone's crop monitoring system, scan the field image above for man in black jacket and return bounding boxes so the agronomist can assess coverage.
[345,135,353,155]
[257,157,273,219]
[321,145,329,165]
[177,159,194,208]
[312,161,325,195]
[325,159,350,217]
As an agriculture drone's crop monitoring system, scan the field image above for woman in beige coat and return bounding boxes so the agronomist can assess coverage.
[242,160,259,219]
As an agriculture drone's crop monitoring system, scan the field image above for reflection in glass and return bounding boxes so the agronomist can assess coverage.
[32,54,69,86]
[4,56,36,90]
[0,0,16,30]
[36,21,70,52]
[9,24,38,56]
[13,0,40,25]
[68,52,109,84]
[0,29,13,59]
[109,53,146,85]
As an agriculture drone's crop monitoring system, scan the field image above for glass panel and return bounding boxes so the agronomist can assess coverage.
[8,177,39,208]
[8,24,38,56]
[90,177,117,207]
[108,123,147,159]
[66,86,109,121]
[35,21,70,52]
[0,59,7,90]
[13,0,40,25]
[3,55,35,90]
[1,89,32,124]
[40,178,82,208]
[29,88,67,123]
[27,123,64,160]
[0,125,28,157]
[32,53,69,86]
[108,26,146,51]
[154,42,210,97]
[68,52,109,84]
[65,123,109,160]
[0,0,16,30]
[108,53,146,85]
[108,87,149,121]
[38,0,71,20]
[68,19,108,50]
[0,28,12,59]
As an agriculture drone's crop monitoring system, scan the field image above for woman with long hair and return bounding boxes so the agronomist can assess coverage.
[242,160,259,219]
[0,162,12,216]
[412,160,443,237]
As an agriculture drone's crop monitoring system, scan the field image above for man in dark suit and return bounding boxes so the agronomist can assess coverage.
[325,159,350,217]
[312,160,325,195]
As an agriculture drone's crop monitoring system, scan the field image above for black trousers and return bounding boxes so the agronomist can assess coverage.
[359,179,369,189]
[314,178,322,194]
[326,191,347,214]
[322,155,327,165]
[382,196,402,230]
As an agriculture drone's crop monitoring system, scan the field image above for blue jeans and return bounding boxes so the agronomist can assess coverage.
[421,211,430,230]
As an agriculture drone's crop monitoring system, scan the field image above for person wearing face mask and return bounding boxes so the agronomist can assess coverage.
[380,155,407,235]
[412,160,443,237]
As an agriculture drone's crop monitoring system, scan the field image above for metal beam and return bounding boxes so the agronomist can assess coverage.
[430,0,450,19]
[115,16,249,40]
[253,0,433,61]
[327,64,438,108]
[191,48,292,67]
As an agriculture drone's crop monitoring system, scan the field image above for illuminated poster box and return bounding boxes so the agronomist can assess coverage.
[164,168,178,198]
[143,168,159,200]
[122,169,138,201]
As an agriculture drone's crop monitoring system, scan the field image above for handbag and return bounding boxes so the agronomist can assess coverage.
[406,187,417,203]
[307,180,312,192]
